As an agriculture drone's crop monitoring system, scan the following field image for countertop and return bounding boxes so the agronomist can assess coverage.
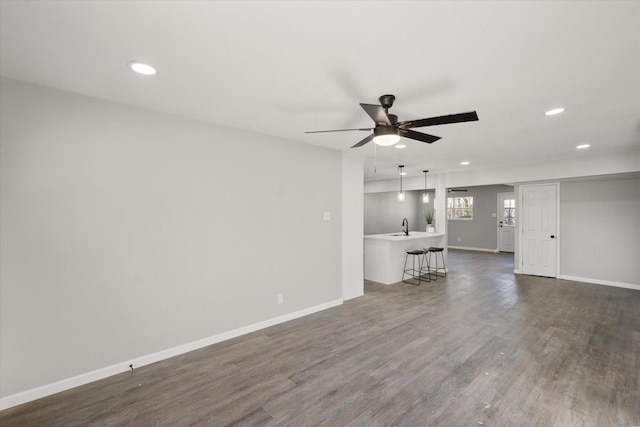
[364,231,445,241]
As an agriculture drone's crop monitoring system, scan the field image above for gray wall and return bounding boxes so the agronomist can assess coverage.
[364,190,435,235]
[560,176,640,285]
[0,78,343,398]
[447,184,514,250]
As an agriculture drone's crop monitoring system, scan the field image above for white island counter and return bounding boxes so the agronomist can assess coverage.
[364,231,446,284]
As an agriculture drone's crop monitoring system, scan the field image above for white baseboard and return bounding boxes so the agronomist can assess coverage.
[558,275,640,291]
[448,246,499,253]
[0,299,343,411]
[508,271,637,291]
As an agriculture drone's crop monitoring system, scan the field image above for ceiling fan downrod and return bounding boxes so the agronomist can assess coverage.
[379,94,396,113]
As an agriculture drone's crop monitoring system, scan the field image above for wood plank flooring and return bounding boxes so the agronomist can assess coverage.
[2,250,639,426]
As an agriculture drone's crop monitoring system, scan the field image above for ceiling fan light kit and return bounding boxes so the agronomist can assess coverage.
[305,94,478,149]
[373,126,400,146]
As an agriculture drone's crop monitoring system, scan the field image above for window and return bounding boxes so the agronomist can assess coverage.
[447,196,473,220]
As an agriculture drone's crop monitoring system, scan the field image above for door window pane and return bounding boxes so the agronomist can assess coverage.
[503,199,515,225]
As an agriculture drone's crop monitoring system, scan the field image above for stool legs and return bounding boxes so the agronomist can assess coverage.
[402,251,430,285]
[425,249,446,280]
[421,251,431,278]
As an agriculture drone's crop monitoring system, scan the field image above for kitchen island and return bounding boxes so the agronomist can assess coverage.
[364,231,446,285]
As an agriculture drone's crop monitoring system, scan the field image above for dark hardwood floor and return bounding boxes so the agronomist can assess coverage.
[2,250,639,426]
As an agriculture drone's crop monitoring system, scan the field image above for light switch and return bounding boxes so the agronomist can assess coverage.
[323,211,331,221]
[491,213,497,217]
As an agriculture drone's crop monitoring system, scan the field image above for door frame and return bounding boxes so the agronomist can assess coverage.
[497,192,515,252]
[517,183,560,278]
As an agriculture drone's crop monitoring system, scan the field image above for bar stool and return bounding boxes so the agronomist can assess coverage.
[425,247,446,280]
[402,249,430,285]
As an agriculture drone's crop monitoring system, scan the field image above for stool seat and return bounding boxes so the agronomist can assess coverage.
[406,250,426,255]
[427,246,444,252]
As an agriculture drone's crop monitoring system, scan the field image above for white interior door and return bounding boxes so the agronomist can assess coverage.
[498,193,515,252]
[521,184,558,277]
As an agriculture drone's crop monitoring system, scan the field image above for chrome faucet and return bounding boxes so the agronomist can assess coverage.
[402,218,409,236]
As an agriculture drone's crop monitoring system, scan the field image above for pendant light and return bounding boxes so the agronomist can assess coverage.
[422,170,429,203]
[398,165,405,202]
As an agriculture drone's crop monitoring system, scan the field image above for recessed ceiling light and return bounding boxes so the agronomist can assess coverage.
[395,144,406,149]
[128,61,156,75]
[545,107,565,116]
[460,161,470,166]
[576,144,590,149]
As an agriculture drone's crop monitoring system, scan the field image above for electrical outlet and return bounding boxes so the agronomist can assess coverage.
[457,237,461,242]
[277,294,283,304]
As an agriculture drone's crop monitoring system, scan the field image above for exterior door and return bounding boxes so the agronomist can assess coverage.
[498,193,515,252]
[521,184,558,277]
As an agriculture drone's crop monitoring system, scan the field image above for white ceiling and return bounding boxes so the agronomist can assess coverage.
[1,1,639,181]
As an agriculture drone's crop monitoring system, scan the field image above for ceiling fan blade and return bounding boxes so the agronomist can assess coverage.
[305,127,373,134]
[399,129,441,144]
[400,111,479,129]
[350,133,374,148]
[360,103,392,125]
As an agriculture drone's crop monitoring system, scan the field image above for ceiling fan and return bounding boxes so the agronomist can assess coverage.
[305,94,478,149]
